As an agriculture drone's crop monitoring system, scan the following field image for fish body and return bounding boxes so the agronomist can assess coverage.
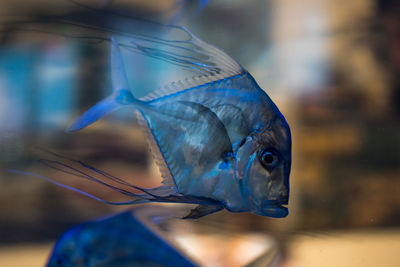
[66,36,291,218]
[141,73,290,217]
[7,9,291,218]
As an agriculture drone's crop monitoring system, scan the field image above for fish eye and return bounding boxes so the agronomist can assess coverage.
[259,149,279,168]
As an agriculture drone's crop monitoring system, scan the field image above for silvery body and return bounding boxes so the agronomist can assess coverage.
[66,36,292,218]
[138,72,292,218]
[9,11,291,218]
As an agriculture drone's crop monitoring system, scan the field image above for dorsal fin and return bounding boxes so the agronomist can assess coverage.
[134,25,243,101]
[140,72,244,102]
[6,10,244,103]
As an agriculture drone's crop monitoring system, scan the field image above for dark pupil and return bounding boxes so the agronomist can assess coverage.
[263,153,274,164]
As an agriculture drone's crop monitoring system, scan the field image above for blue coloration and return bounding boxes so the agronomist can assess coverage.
[10,9,291,219]
[67,35,291,218]
[47,208,197,267]
[116,89,135,105]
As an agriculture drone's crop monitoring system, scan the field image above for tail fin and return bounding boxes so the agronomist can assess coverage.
[67,37,136,133]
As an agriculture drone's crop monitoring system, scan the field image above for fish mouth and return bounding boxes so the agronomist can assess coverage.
[255,200,289,218]
[262,204,288,218]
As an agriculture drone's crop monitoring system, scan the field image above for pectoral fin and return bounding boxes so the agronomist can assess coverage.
[141,101,233,191]
[182,205,224,219]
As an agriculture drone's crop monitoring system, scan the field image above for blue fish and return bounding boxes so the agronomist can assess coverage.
[8,9,291,219]
[47,207,198,267]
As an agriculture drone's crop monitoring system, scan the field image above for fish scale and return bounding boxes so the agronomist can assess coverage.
[11,12,291,218]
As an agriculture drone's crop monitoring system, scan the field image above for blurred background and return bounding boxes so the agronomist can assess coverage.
[0,0,399,266]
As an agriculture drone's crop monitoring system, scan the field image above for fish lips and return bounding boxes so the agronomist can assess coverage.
[255,200,289,218]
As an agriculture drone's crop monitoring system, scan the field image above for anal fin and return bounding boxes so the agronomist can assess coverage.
[182,205,223,219]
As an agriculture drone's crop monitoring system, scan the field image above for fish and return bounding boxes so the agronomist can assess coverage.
[6,7,291,219]
[47,206,198,267]
[46,205,281,267]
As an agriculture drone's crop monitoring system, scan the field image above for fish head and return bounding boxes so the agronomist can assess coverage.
[235,114,291,218]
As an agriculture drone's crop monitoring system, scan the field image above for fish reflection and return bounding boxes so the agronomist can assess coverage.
[7,7,291,219]
[47,207,197,267]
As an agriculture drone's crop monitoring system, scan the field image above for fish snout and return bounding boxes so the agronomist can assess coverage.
[255,162,290,217]
[271,188,288,202]
[267,177,289,203]
[258,186,289,218]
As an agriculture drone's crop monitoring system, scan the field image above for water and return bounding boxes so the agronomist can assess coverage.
[0,0,399,266]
